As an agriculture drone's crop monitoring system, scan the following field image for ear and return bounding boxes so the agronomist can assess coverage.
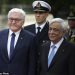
[22,20,25,26]
[63,30,67,36]
[46,12,49,16]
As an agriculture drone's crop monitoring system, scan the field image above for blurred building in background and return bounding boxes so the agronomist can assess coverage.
[0,0,75,30]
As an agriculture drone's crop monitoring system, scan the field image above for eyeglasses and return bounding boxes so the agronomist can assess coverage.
[34,11,46,14]
[8,18,23,22]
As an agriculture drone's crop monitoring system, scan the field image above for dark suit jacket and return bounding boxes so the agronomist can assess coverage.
[39,40,75,75]
[0,29,36,75]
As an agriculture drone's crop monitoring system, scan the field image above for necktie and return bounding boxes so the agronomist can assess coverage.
[37,27,41,34]
[48,45,56,67]
[10,33,15,58]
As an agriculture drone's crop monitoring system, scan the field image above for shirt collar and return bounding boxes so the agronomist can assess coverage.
[50,38,64,49]
[9,29,21,36]
[35,22,46,30]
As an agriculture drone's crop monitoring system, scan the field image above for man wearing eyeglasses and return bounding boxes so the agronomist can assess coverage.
[24,1,51,74]
[0,8,36,75]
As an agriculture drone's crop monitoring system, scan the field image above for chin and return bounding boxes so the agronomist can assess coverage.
[11,28,18,32]
[37,22,43,24]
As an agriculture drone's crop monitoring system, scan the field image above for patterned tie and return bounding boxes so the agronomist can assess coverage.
[10,33,15,58]
[48,45,56,67]
[37,27,41,34]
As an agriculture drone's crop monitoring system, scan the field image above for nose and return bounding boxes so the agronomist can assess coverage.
[36,13,40,17]
[12,20,16,23]
[49,29,54,33]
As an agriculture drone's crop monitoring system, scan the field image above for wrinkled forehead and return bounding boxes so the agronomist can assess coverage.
[49,22,62,29]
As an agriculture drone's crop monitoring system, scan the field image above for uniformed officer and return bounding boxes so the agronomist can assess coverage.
[66,12,75,44]
[24,1,51,75]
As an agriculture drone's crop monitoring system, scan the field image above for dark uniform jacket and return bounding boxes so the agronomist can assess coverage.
[24,22,49,75]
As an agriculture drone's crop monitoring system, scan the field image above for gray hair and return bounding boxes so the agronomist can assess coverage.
[7,8,26,20]
[49,18,67,31]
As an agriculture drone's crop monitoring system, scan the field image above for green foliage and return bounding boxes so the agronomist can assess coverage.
[0,0,75,18]
[8,0,35,4]
[67,35,75,44]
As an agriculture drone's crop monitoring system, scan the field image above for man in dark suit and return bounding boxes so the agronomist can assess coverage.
[39,18,75,75]
[24,1,51,74]
[0,8,36,75]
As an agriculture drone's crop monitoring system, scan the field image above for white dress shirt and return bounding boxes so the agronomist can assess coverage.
[48,38,64,58]
[35,22,46,34]
[7,29,21,57]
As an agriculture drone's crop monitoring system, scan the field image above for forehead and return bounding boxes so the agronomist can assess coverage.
[49,22,61,29]
[9,12,22,18]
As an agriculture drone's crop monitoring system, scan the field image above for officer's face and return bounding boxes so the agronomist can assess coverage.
[34,11,49,24]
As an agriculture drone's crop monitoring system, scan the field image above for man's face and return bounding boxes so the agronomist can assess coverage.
[68,20,75,29]
[48,22,64,43]
[8,12,24,32]
[34,11,49,24]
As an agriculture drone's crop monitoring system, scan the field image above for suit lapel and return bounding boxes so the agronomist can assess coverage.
[10,29,25,60]
[44,42,50,69]
[48,40,67,68]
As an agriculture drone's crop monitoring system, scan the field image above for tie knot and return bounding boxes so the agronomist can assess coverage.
[51,45,56,50]
[12,33,15,37]
[37,27,41,30]
[52,45,55,47]
[37,27,41,33]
